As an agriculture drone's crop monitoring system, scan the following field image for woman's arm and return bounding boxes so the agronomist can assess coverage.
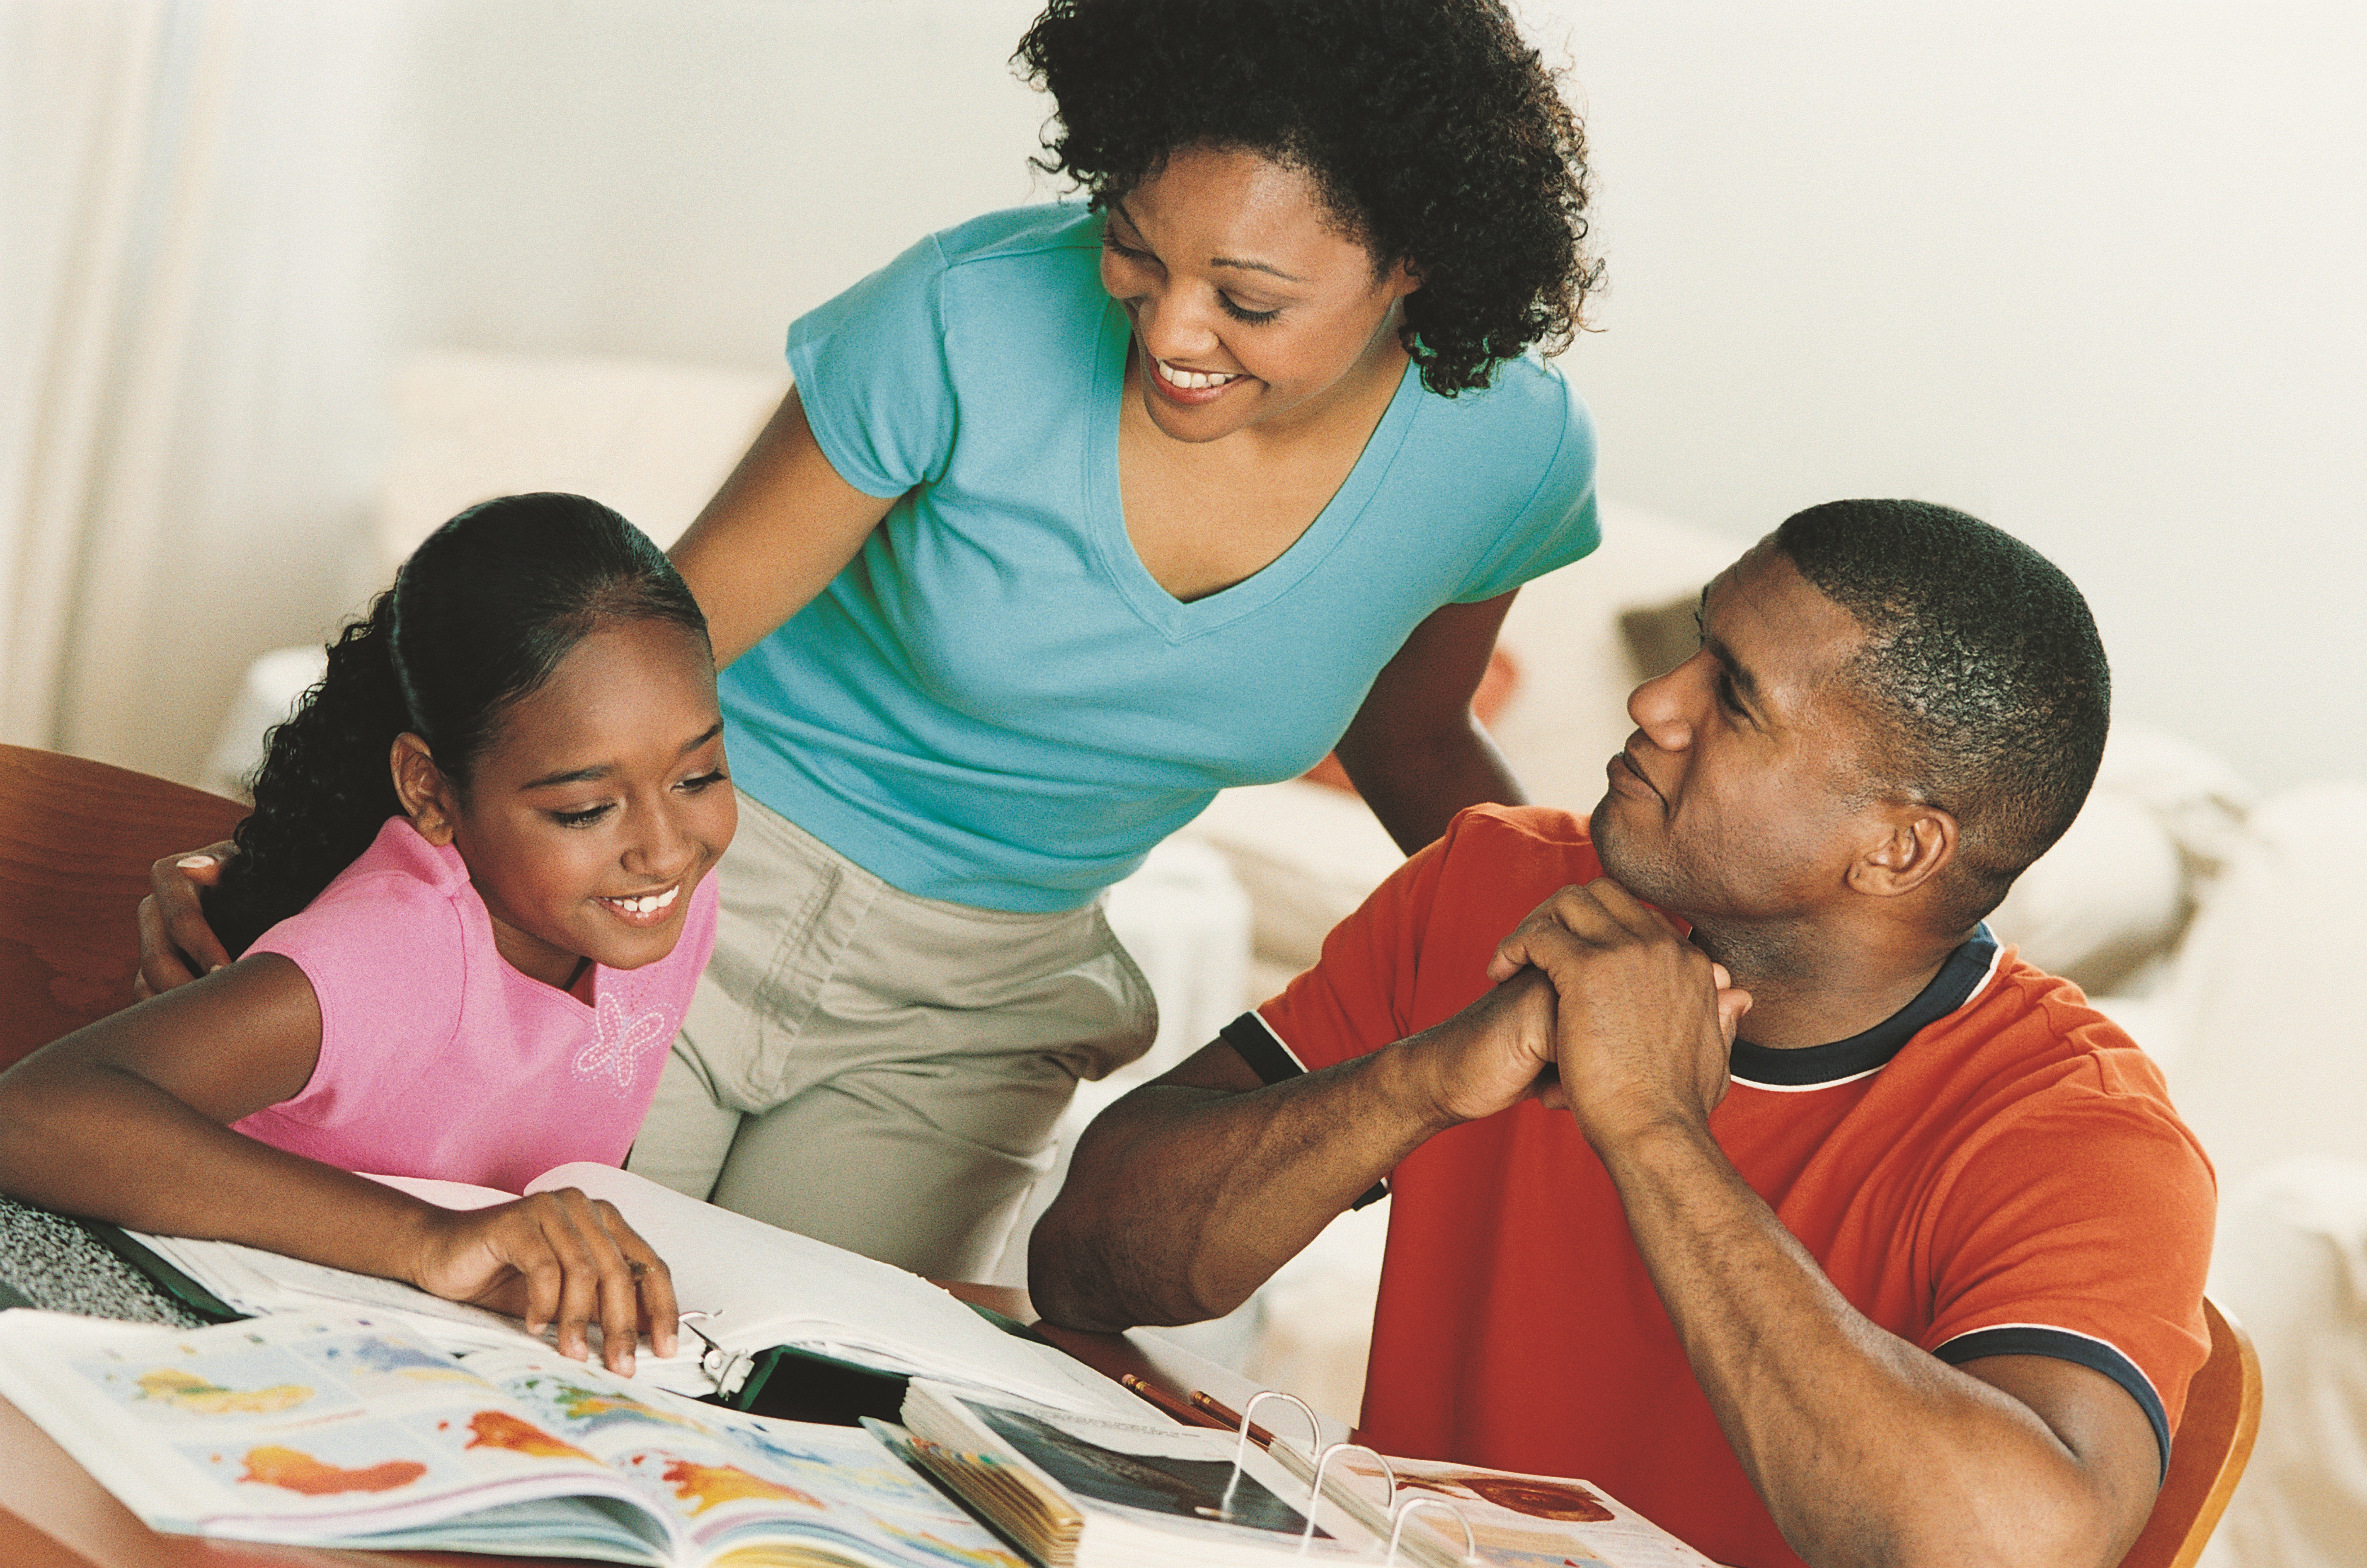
[136,843,235,995]
[669,385,900,667]
[0,958,675,1372]
[1332,590,1526,855]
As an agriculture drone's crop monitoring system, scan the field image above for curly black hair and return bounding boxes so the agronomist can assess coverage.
[1013,0,1599,395]
[204,493,709,958]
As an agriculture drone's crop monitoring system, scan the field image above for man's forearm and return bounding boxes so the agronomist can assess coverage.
[1029,1042,1445,1332]
[1598,1122,2147,1568]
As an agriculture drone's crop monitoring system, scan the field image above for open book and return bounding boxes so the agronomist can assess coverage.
[113,1161,1130,1417]
[0,1308,1027,1568]
[898,1380,1718,1568]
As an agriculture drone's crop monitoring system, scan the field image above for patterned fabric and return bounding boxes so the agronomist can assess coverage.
[0,1196,196,1325]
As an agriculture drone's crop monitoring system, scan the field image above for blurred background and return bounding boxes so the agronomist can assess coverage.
[7,6,2366,1563]
[5,0,2363,792]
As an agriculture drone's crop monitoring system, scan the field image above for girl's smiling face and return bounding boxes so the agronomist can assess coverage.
[1100,143,1420,444]
[394,616,737,992]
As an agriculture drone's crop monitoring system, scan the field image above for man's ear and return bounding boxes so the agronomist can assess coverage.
[1848,803,1958,899]
[390,734,459,847]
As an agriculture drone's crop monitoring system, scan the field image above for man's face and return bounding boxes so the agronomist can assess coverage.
[1592,542,1888,924]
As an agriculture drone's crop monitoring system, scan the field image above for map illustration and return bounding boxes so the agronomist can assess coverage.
[296,1332,489,1393]
[509,1372,707,1436]
[465,1408,596,1463]
[237,1444,428,1496]
[82,1341,358,1428]
[137,1369,311,1416]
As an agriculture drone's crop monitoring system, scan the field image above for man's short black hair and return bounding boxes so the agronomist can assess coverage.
[1774,499,2110,926]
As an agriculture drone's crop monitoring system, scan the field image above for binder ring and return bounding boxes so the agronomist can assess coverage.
[1218,1389,1321,1522]
[1298,1442,1396,1553]
[1386,1495,1478,1565]
[677,1311,753,1397]
[1235,1389,1321,1470]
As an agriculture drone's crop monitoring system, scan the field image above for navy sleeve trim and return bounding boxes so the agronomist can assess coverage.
[1934,1325,2171,1481]
[1220,1011,1305,1086]
[1216,1013,1389,1212]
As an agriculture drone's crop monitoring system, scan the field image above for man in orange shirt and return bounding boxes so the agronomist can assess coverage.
[1030,499,2212,1568]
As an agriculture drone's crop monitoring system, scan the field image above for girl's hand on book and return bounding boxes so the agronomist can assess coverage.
[409,1190,679,1374]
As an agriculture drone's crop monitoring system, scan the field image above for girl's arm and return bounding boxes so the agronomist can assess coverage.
[1331,590,1528,855]
[0,956,675,1374]
[667,385,900,667]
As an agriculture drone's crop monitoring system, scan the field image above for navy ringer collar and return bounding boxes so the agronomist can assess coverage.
[1728,924,2000,1089]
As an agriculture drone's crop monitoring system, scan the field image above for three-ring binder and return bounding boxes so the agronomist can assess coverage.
[1212,1386,1480,1562]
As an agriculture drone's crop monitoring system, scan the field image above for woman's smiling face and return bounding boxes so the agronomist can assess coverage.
[1099,143,1420,444]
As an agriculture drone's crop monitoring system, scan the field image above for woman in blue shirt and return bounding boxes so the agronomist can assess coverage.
[146,0,1604,1280]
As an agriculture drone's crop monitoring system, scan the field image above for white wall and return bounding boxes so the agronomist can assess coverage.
[396,0,1053,371]
[29,0,2361,788]
[1527,0,2367,786]
[388,0,2367,789]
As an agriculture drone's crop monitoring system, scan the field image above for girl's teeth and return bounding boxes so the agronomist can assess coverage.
[607,886,679,916]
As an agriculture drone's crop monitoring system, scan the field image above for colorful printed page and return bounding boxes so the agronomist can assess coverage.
[465,1342,1027,1568]
[0,1309,664,1558]
[0,1310,1026,1568]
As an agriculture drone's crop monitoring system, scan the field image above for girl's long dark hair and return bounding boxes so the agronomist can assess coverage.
[205,493,708,957]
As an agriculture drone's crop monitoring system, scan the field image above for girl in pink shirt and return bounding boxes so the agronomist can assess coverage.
[0,494,736,1375]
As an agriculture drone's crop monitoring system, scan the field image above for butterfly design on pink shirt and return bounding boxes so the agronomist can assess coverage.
[573,992,677,1093]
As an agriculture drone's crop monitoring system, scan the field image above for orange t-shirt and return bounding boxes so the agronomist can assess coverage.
[1245,806,2214,1568]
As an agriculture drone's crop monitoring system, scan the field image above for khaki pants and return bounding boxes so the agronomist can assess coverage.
[626,791,1158,1280]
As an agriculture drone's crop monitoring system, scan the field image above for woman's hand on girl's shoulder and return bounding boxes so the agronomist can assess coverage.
[135,840,238,998]
[407,1188,679,1376]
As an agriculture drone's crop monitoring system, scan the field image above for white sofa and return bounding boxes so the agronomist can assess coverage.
[208,349,2362,1567]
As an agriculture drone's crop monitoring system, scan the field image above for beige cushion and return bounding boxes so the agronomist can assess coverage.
[1987,785,2186,997]
[2155,782,2367,1183]
[2201,1158,2367,1568]
[1988,724,2251,999]
[1187,780,1403,975]
[376,349,784,574]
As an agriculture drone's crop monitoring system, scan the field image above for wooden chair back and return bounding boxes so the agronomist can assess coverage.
[2117,1295,2264,1568]
[0,745,244,1070]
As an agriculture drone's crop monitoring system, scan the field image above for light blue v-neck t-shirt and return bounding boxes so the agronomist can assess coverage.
[719,204,1600,912]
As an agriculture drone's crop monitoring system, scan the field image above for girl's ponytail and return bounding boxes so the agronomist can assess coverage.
[204,595,411,958]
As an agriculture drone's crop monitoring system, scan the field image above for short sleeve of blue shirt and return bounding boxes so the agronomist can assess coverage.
[786,232,957,498]
[729,204,1600,912]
